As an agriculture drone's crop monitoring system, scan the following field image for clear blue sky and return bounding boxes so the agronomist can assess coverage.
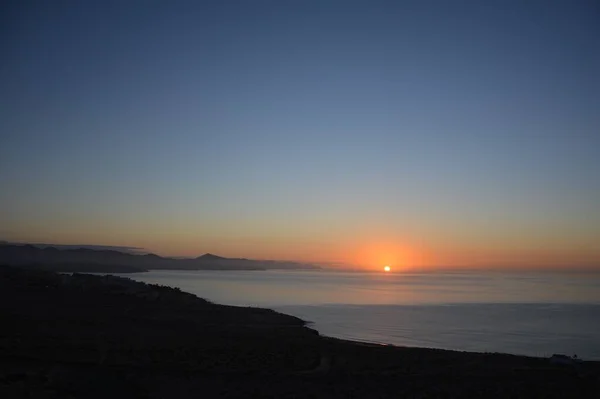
[1,0,599,268]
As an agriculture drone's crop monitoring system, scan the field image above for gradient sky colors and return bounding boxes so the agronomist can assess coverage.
[1,1,599,269]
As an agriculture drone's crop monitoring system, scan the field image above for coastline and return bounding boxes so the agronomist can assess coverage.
[128,269,600,360]
[2,265,599,398]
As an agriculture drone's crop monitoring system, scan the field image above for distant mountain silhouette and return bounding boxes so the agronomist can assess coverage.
[0,244,151,273]
[196,253,226,261]
[10,243,147,253]
[0,244,320,273]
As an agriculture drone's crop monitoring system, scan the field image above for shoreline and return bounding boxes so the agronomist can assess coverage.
[2,265,599,398]
[61,269,600,362]
[55,269,600,362]
[129,270,600,360]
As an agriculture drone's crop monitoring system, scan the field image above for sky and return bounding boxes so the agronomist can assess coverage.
[1,0,599,270]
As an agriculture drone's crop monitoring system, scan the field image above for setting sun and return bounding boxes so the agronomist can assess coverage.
[384,266,391,272]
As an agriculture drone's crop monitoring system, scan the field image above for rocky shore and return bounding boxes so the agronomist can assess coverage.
[1,265,599,398]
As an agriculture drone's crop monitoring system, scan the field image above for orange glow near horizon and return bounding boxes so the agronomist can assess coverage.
[352,239,428,271]
[5,230,600,270]
[384,265,391,272]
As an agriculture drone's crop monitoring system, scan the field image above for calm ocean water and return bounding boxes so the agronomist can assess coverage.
[121,269,600,360]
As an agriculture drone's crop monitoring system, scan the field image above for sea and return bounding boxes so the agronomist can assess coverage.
[119,269,600,360]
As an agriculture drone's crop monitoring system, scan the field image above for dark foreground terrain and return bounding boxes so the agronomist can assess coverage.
[1,266,599,398]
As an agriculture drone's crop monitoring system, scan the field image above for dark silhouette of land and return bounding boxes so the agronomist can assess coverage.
[1,266,599,398]
[0,243,320,273]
